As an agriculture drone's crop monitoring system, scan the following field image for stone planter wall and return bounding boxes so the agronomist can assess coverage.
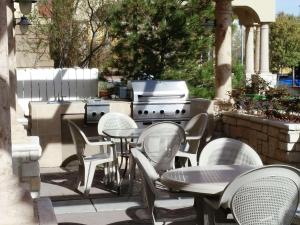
[222,112,300,167]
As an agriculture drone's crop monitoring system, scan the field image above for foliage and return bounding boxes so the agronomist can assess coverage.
[48,0,83,67]
[231,21,242,63]
[161,60,215,99]
[230,74,300,122]
[106,0,214,81]
[30,0,113,68]
[232,61,244,89]
[270,13,300,73]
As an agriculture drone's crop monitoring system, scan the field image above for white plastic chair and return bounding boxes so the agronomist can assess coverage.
[98,112,138,135]
[98,112,138,175]
[68,120,120,195]
[205,165,300,225]
[137,122,186,174]
[199,138,263,166]
[131,148,195,225]
[176,113,208,166]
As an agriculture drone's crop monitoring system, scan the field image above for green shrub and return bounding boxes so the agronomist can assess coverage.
[230,74,300,122]
[232,61,245,89]
[161,60,215,99]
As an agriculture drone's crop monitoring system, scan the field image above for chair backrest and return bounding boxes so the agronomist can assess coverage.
[184,113,208,154]
[68,120,88,157]
[198,138,263,166]
[97,112,137,135]
[131,148,160,210]
[219,165,300,225]
[138,122,186,174]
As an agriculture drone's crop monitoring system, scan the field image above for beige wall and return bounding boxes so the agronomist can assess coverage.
[14,3,54,68]
[233,0,275,23]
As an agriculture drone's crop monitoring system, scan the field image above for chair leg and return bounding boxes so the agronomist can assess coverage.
[107,162,112,183]
[194,195,211,225]
[76,163,85,189]
[104,163,108,185]
[82,161,91,192]
[114,159,121,194]
[189,155,197,167]
[128,155,136,195]
[122,156,129,177]
[84,161,97,195]
[152,210,164,225]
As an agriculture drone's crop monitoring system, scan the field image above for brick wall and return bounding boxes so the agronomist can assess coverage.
[222,112,300,168]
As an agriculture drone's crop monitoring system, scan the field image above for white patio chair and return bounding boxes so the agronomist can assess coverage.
[137,121,186,174]
[199,137,263,166]
[176,113,208,166]
[98,112,138,176]
[204,165,300,225]
[68,120,120,195]
[131,148,195,225]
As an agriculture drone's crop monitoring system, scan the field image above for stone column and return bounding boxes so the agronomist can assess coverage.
[214,0,232,100]
[0,1,36,225]
[0,0,11,155]
[259,23,270,74]
[7,0,17,116]
[245,25,254,80]
[254,25,260,73]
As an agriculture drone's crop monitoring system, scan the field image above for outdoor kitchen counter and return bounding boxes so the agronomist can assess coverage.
[29,100,131,167]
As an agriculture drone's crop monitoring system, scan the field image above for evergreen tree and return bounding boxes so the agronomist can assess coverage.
[106,0,214,82]
[270,13,300,74]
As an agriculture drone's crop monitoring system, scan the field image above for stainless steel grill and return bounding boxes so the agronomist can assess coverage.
[85,99,110,124]
[131,80,191,128]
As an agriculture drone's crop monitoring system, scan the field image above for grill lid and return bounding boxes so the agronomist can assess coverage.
[131,80,189,102]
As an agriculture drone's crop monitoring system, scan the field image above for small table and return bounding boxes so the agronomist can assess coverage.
[161,164,254,195]
[102,128,143,139]
[160,165,256,224]
[102,128,144,179]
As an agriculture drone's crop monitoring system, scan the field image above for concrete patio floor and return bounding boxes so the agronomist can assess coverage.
[39,165,300,225]
[40,166,197,225]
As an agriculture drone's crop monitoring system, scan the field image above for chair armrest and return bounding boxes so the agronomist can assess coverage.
[176,151,192,157]
[131,146,143,152]
[186,135,201,141]
[87,135,105,142]
[86,140,114,146]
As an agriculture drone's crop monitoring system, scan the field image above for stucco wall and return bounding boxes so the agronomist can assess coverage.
[232,0,275,23]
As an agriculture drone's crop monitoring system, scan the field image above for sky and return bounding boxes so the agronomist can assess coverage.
[276,0,300,16]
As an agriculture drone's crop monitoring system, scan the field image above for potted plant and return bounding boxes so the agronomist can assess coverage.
[98,81,109,98]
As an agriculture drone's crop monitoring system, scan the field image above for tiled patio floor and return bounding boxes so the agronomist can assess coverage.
[40,166,197,225]
[40,166,300,225]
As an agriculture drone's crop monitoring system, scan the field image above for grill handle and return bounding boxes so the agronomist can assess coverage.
[142,121,153,125]
[138,94,185,98]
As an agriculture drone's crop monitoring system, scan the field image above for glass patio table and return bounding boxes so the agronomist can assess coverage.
[160,164,257,225]
[102,128,143,180]
[102,128,143,139]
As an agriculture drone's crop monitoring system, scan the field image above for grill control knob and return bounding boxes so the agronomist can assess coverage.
[175,109,180,114]
[100,112,105,116]
[138,110,143,114]
[92,112,97,117]
[144,110,148,114]
[160,110,164,114]
[181,109,186,114]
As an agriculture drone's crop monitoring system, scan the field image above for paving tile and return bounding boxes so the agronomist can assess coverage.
[92,197,142,212]
[53,199,96,214]
[56,211,152,225]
